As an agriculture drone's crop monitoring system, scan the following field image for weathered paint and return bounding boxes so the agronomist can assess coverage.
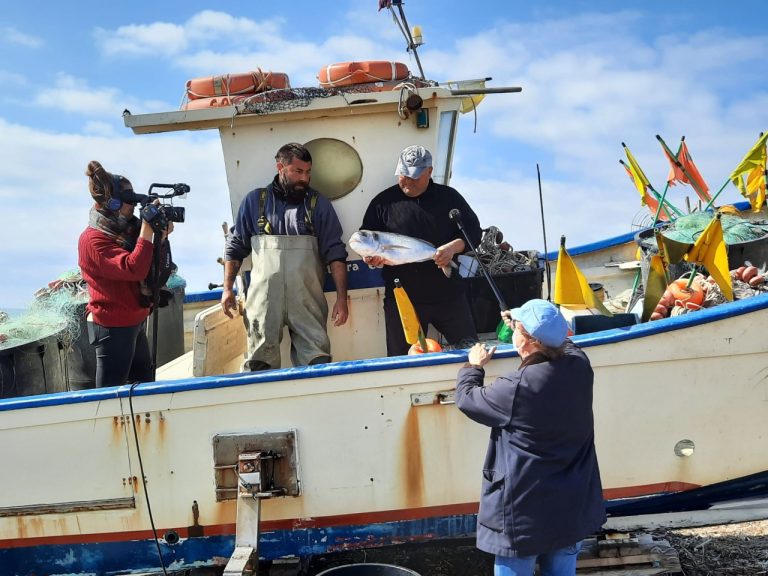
[402,408,425,511]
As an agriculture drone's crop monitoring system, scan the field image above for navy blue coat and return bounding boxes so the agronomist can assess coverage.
[456,342,606,557]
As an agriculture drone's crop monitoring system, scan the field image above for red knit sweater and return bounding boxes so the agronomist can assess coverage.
[78,227,154,327]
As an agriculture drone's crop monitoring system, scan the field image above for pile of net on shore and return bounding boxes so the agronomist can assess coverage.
[0,270,187,351]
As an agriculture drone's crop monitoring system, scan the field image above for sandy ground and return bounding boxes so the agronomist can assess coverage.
[296,520,768,575]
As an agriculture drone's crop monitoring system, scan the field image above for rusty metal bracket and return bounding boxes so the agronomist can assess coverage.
[410,389,455,406]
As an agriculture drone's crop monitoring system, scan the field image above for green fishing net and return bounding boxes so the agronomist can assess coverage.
[0,268,187,351]
[662,212,768,244]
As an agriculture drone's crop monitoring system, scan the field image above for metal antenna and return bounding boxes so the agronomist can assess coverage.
[536,164,552,300]
[384,0,426,79]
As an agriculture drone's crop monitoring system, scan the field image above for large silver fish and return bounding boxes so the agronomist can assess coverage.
[349,230,457,277]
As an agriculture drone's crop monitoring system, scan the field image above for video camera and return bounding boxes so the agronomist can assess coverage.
[123,182,190,234]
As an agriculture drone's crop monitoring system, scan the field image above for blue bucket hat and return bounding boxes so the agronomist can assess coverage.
[510,299,568,348]
[395,145,432,178]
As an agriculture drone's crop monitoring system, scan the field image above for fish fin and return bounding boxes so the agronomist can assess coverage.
[441,261,458,278]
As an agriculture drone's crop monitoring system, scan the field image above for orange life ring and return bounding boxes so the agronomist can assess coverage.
[318,61,410,88]
[667,278,705,307]
[186,71,290,100]
[181,95,249,110]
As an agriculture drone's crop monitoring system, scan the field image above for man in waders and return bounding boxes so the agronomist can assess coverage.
[221,143,349,371]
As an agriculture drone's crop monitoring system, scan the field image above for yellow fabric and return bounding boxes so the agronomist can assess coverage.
[685,216,733,301]
[624,147,651,197]
[730,132,768,195]
[554,244,613,316]
[394,282,421,344]
[460,94,486,114]
[657,233,690,267]
[642,254,668,322]
[745,159,767,212]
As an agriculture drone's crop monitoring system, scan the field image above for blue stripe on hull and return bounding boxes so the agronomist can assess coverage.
[1,514,479,575]
[6,466,768,575]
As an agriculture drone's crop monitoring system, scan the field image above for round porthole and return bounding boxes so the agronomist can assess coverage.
[674,439,695,457]
[303,138,363,200]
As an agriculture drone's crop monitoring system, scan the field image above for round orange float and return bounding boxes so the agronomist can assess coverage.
[407,338,443,355]
[667,278,705,308]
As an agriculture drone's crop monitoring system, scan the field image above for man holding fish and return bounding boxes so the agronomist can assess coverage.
[357,145,482,355]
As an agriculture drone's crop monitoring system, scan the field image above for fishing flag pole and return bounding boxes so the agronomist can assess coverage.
[707,131,768,211]
[536,164,552,301]
[656,134,711,205]
[621,143,683,219]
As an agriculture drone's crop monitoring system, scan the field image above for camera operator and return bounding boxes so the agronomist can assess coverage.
[78,160,174,387]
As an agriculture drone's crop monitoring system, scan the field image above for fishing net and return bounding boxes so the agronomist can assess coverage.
[0,270,87,351]
[662,212,768,244]
[0,268,187,351]
[465,226,540,276]
[238,79,434,115]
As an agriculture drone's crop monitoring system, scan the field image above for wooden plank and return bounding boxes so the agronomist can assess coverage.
[577,534,682,574]
[579,553,658,568]
[192,304,246,376]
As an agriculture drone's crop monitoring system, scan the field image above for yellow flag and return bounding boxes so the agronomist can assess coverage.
[624,146,652,196]
[393,279,422,345]
[745,158,767,212]
[641,254,668,322]
[684,215,733,301]
[554,242,613,316]
[730,132,768,192]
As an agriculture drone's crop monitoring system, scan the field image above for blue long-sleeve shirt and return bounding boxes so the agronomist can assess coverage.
[226,177,348,265]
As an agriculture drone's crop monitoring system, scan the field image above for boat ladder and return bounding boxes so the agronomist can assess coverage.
[223,450,288,576]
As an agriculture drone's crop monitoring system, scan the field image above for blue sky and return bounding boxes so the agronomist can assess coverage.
[1,1,767,309]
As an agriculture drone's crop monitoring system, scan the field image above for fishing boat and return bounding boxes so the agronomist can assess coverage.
[3,11,768,576]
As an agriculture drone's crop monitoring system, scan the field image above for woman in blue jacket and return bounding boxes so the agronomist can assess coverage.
[456,299,605,576]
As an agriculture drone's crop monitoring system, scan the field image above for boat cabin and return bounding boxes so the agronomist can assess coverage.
[127,79,490,376]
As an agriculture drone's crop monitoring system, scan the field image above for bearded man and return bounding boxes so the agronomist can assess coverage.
[222,143,349,371]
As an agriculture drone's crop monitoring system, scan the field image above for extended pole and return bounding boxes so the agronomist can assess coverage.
[536,164,552,301]
[449,209,508,311]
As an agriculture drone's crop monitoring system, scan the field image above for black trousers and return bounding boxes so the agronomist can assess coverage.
[383,295,478,357]
[88,320,153,387]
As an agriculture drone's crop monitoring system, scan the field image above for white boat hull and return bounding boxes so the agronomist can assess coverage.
[2,292,768,572]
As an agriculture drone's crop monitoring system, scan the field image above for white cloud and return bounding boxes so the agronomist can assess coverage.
[0,70,27,87]
[0,118,231,309]
[93,9,407,85]
[33,73,176,117]
[95,10,285,59]
[95,21,188,57]
[185,10,283,44]
[2,27,43,48]
[83,121,117,137]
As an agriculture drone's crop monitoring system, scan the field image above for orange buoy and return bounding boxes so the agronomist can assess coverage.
[318,61,410,88]
[407,338,443,355]
[667,278,705,307]
[186,70,290,100]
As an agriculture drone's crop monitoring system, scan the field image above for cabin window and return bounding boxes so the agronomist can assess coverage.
[303,138,363,200]
[434,110,458,184]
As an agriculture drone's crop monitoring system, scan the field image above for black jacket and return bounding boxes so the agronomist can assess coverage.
[361,180,481,303]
